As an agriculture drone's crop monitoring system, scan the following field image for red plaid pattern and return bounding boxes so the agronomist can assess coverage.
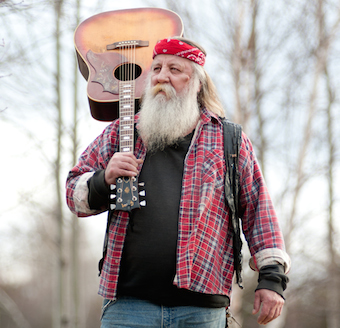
[66,108,286,300]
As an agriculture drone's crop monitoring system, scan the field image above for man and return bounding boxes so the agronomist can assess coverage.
[66,37,290,328]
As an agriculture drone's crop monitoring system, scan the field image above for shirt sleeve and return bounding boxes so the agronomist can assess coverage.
[238,132,291,274]
[65,121,119,217]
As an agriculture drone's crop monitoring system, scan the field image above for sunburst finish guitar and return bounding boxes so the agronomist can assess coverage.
[75,8,183,212]
[74,7,184,121]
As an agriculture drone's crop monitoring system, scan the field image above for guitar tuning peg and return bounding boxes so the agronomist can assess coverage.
[139,190,146,196]
[139,200,146,207]
[138,182,145,187]
[110,184,116,190]
[110,204,116,210]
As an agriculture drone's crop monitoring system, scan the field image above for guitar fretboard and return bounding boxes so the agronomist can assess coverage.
[119,81,135,152]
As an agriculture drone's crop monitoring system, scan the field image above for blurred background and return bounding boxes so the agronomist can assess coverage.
[1,0,340,327]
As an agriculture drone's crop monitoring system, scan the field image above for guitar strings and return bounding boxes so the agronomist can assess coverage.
[119,40,135,153]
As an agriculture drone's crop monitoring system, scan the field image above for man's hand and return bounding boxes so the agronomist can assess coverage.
[252,289,284,325]
[105,152,143,185]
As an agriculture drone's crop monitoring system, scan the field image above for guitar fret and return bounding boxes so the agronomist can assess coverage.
[119,80,135,153]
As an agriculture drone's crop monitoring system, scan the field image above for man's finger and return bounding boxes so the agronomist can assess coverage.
[252,292,261,315]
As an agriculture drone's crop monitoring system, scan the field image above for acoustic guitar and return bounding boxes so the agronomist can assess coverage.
[74,7,184,121]
[75,8,183,212]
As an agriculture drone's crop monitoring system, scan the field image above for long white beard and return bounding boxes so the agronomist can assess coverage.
[138,77,200,152]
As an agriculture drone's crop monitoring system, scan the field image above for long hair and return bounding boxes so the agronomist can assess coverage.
[172,37,226,118]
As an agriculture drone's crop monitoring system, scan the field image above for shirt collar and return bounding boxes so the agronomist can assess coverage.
[200,107,222,125]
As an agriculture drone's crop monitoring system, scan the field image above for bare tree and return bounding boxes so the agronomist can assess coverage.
[70,0,82,327]
[325,65,339,328]
[0,288,32,328]
[53,0,68,327]
[323,13,340,328]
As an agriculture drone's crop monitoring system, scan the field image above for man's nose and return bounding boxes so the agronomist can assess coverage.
[157,68,170,83]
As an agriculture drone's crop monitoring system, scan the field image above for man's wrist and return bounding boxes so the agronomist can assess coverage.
[255,264,289,299]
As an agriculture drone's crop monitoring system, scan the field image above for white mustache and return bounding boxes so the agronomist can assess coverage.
[151,83,176,99]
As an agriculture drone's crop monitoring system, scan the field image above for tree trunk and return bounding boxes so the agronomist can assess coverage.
[325,61,339,328]
[0,288,31,328]
[71,1,81,327]
[53,1,67,327]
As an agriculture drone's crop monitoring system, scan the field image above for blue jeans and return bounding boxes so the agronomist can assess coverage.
[100,296,226,328]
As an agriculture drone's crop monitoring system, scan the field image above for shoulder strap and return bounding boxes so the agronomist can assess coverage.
[222,118,243,288]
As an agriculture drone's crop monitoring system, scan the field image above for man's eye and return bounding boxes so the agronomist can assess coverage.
[153,67,161,72]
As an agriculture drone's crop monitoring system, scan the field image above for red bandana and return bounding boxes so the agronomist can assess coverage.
[153,38,206,66]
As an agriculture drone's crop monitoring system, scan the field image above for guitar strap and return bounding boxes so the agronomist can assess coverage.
[222,118,243,288]
[99,120,244,287]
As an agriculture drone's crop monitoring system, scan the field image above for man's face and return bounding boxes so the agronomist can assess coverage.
[150,54,194,96]
[138,55,201,152]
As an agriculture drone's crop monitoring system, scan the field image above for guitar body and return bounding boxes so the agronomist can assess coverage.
[74,8,184,121]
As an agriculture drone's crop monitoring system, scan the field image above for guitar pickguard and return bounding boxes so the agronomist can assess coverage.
[86,50,121,94]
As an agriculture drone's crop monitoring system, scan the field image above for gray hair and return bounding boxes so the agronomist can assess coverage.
[171,36,225,117]
[191,63,225,118]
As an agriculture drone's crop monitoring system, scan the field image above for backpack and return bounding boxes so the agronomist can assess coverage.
[99,118,244,288]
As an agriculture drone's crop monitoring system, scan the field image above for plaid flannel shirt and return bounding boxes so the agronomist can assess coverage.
[66,108,290,300]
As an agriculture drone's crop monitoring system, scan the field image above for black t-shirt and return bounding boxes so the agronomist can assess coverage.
[117,133,229,308]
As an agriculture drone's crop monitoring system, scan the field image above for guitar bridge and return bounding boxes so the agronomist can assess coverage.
[107,40,149,50]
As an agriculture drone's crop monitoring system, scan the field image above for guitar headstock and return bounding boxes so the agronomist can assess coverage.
[109,177,146,212]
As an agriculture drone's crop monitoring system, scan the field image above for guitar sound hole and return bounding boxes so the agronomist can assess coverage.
[114,64,142,81]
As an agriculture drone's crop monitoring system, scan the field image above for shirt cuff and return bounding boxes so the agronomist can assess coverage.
[255,264,289,299]
[249,248,291,273]
[87,169,110,210]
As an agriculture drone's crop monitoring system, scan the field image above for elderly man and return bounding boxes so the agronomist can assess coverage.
[66,37,290,328]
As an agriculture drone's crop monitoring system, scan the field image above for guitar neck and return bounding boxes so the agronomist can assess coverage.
[119,81,135,152]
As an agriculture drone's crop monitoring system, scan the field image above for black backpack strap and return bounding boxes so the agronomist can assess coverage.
[222,118,243,288]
